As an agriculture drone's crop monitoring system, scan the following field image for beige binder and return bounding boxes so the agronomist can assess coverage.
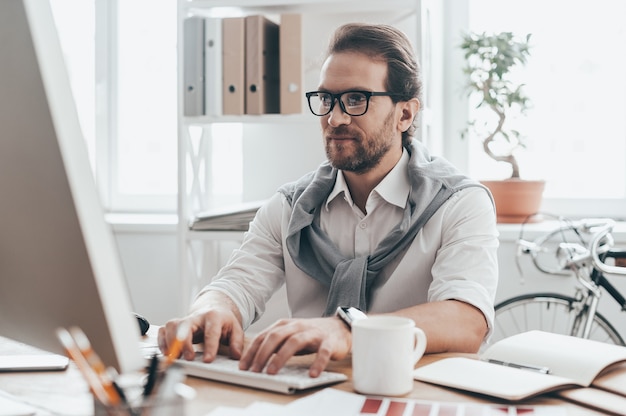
[222,17,245,115]
[279,14,303,114]
[245,15,280,115]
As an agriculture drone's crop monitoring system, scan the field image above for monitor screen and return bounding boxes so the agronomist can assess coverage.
[0,0,144,374]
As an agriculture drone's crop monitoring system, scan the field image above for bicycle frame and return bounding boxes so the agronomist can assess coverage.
[516,218,626,341]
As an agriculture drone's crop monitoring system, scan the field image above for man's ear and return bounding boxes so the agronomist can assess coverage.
[397,98,420,132]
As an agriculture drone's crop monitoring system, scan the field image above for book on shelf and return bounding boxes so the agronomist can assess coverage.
[413,330,626,402]
[189,200,265,232]
[279,13,303,114]
[222,17,246,115]
[245,15,280,115]
[183,16,205,116]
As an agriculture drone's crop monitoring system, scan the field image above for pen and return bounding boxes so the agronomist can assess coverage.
[69,327,122,406]
[486,358,550,374]
[142,353,160,398]
[144,321,190,398]
[106,367,128,404]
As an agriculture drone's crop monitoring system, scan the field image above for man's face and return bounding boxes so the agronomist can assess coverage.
[317,51,402,174]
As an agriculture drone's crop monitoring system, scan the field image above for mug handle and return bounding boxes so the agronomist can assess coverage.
[411,327,427,365]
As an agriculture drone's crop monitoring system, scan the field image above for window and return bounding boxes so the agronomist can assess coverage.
[49,0,96,168]
[100,0,178,213]
[52,1,626,219]
[51,0,179,214]
[51,0,244,215]
[449,0,626,219]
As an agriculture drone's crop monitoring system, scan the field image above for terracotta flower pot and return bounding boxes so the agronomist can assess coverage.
[480,179,545,223]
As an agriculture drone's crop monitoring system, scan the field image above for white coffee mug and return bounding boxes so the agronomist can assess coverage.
[351,316,427,396]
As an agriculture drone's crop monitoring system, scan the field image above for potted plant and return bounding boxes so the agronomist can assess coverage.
[460,31,544,223]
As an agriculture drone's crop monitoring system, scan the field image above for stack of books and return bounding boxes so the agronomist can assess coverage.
[189,200,265,231]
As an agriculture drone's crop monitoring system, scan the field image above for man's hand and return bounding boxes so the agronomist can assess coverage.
[157,292,245,363]
[238,316,351,377]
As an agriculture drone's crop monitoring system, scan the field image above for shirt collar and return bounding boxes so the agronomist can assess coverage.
[325,148,411,210]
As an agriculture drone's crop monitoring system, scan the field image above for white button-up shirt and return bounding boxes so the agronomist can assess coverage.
[202,150,499,334]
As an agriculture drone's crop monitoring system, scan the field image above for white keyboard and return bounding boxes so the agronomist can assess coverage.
[176,353,348,394]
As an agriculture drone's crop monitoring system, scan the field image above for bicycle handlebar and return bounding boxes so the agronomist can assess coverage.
[590,222,626,275]
[518,218,626,276]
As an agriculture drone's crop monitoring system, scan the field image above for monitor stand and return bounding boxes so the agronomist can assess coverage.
[0,336,69,372]
[0,353,68,372]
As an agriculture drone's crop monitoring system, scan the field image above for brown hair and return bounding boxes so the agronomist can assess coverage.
[326,23,422,146]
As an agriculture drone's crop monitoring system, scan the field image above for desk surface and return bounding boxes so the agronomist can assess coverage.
[0,336,608,416]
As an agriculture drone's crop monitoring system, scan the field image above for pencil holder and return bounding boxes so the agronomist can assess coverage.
[93,383,191,416]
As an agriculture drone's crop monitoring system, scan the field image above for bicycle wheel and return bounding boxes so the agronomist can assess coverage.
[493,293,625,345]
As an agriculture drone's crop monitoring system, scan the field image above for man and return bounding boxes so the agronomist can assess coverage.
[159,23,498,377]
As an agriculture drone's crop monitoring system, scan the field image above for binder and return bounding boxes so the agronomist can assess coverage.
[279,14,303,114]
[222,17,246,115]
[183,16,205,116]
[245,15,280,115]
[204,17,222,116]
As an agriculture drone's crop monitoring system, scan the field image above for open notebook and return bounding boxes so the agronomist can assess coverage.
[413,330,626,401]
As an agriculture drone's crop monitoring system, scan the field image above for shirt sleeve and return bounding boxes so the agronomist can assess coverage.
[427,186,500,337]
[195,192,287,329]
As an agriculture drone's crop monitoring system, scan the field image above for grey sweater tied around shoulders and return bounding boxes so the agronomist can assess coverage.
[278,139,490,316]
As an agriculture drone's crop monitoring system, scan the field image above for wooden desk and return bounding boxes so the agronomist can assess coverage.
[0,337,608,415]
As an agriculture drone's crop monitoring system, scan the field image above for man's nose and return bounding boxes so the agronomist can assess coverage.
[327,100,351,126]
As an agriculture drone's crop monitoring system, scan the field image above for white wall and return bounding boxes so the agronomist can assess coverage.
[111,221,289,331]
[241,121,325,201]
[114,223,626,339]
[110,220,179,326]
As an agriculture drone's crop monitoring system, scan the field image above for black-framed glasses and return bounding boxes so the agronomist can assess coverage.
[305,90,396,116]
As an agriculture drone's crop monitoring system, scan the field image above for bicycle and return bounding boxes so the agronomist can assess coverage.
[492,216,626,345]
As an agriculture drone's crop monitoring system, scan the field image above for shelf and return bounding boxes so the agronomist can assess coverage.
[184,229,246,242]
[182,113,316,126]
[182,0,420,16]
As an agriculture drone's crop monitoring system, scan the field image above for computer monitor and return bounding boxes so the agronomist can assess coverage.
[0,0,144,374]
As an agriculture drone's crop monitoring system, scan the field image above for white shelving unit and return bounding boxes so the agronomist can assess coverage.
[176,0,441,313]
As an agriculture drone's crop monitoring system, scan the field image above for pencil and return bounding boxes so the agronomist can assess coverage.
[69,327,122,406]
[164,320,191,368]
[56,328,110,405]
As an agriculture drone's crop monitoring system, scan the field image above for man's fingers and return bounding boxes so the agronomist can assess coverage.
[225,319,245,360]
[201,314,226,362]
[266,332,316,374]
[240,320,292,372]
[239,331,271,372]
[158,319,195,360]
[309,340,333,377]
[239,317,349,376]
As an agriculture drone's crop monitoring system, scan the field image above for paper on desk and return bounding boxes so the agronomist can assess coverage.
[0,392,37,416]
[207,401,284,416]
[283,389,364,415]
[205,388,568,416]
[204,389,362,416]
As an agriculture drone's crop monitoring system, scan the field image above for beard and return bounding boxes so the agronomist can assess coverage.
[324,109,396,174]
